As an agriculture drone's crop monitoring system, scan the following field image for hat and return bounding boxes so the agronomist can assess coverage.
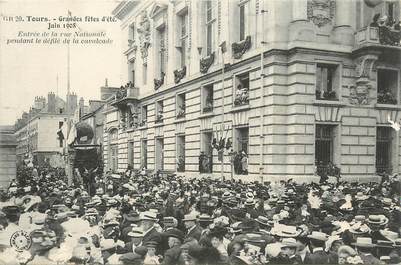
[307,231,329,241]
[244,198,255,207]
[367,215,389,226]
[183,213,197,222]
[352,237,376,248]
[380,230,399,242]
[255,216,270,227]
[355,192,369,201]
[197,214,213,223]
[145,241,158,248]
[382,198,393,206]
[139,211,158,221]
[128,227,144,237]
[271,224,302,238]
[349,223,371,234]
[376,240,394,249]
[163,216,177,226]
[164,228,184,241]
[111,174,121,179]
[281,238,301,248]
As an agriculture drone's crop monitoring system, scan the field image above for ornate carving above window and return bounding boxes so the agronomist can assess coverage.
[307,0,335,28]
[137,10,151,59]
[174,66,187,84]
[154,72,165,91]
[200,52,215,74]
[232,36,251,59]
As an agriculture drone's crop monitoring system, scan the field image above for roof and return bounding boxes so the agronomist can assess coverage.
[39,96,66,114]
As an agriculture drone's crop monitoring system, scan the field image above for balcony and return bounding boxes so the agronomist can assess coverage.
[355,25,401,50]
[111,83,139,108]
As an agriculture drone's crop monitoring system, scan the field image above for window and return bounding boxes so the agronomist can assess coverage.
[205,0,215,56]
[376,127,393,174]
[109,128,118,141]
[239,4,246,41]
[129,61,135,85]
[202,84,214,113]
[155,100,164,124]
[200,131,213,173]
[58,121,64,147]
[234,127,249,175]
[142,65,148,86]
[179,12,188,68]
[177,135,185,172]
[157,26,166,78]
[128,141,134,167]
[140,105,147,126]
[377,69,398,105]
[315,125,337,176]
[176,93,186,119]
[155,137,164,170]
[316,64,339,101]
[234,72,250,106]
[129,23,135,43]
[387,2,395,21]
[141,139,147,169]
[110,145,118,172]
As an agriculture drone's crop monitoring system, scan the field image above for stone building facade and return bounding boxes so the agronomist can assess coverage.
[0,125,17,187]
[105,0,401,182]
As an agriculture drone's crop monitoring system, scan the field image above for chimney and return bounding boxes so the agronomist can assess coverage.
[48,92,56,113]
[68,92,78,114]
[79,97,84,117]
[34,96,46,110]
[105,78,108,87]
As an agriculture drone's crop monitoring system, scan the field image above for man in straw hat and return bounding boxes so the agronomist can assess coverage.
[352,237,381,264]
[304,231,332,264]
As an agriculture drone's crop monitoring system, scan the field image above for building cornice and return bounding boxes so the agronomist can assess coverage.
[112,1,140,20]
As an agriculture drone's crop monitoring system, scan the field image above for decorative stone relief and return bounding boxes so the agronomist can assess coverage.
[154,73,165,90]
[174,66,187,84]
[307,0,335,27]
[137,10,151,59]
[200,52,215,74]
[349,54,380,105]
[232,36,251,59]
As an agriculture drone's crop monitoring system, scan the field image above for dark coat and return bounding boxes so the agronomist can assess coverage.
[163,245,182,265]
[359,253,382,265]
[142,227,162,254]
[304,250,331,264]
[186,225,203,241]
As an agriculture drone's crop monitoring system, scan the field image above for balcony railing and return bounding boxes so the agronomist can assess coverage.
[112,83,139,107]
[355,25,401,48]
[316,90,337,101]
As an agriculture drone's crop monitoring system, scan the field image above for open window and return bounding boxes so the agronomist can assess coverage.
[155,100,164,124]
[377,69,398,105]
[233,127,249,175]
[176,93,186,119]
[234,72,250,106]
[202,83,214,113]
[316,63,340,101]
[376,126,394,174]
[176,135,185,172]
[200,131,213,173]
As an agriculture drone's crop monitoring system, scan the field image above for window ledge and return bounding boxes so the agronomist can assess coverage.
[154,122,164,128]
[375,103,401,110]
[174,117,186,124]
[126,127,136,133]
[230,105,250,113]
[139,125,147,130]
[313,100,346,107]
[199,112,215,119]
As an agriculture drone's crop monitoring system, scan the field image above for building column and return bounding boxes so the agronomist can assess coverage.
[332,0,354,45]
[288,0,315,42]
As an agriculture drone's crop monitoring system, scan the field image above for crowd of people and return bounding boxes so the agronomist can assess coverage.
[0,164,400,265]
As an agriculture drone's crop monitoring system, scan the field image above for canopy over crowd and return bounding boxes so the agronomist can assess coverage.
[0,165,400,265]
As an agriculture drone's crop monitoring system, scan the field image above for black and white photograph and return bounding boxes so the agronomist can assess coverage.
[0,0,401,264]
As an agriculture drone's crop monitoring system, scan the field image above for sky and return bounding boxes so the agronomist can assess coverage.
[0,0,123,125]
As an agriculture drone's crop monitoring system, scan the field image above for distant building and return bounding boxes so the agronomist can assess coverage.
[15,92,78,167]
[0,125,17,187]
